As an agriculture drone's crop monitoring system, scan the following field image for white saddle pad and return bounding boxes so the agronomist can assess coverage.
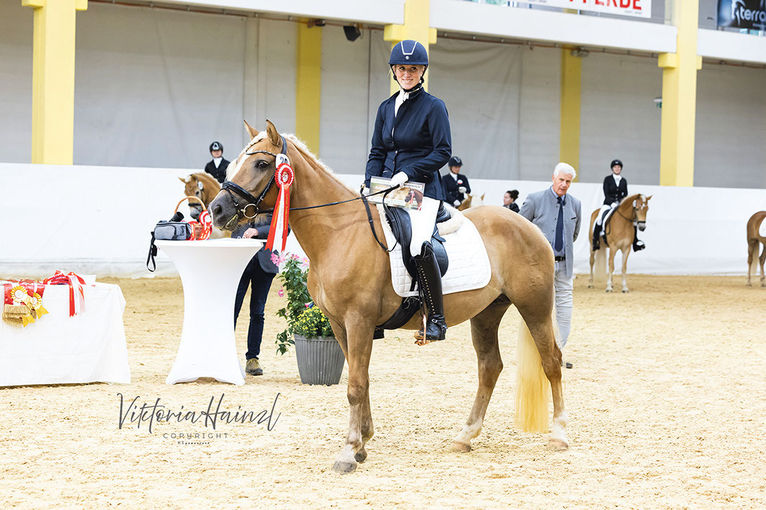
[377,205,492,298]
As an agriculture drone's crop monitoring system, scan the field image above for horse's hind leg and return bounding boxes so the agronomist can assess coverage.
[746,240,757,286]
[453,297,509,452]
[516,302,568,449]
[606,248,616,292]
[759,243,766,287]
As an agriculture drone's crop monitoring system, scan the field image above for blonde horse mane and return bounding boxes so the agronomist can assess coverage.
[283,134,356,194]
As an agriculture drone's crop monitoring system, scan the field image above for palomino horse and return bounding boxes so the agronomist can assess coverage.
[179,172,221,219]
[588,194,652,293]
[457,192,485,211]
[746,211,766,287]
[210,121,567,473]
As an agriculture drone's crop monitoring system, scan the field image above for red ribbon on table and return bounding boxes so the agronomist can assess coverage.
[43,271,86,317]
[3,279,46,304]
[198,209,212,240]
[265,153,294,252]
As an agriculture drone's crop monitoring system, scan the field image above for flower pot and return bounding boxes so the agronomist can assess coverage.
[293,334,345,385]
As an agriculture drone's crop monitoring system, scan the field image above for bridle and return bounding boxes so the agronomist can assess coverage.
[613,197,647,230]
[218,135,399,251]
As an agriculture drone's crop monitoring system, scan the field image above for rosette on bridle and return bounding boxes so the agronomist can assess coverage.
[265,153,294,252]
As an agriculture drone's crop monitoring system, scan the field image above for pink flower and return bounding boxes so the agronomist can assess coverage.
[277,289,284,297]
[270,252,280,265]
[304,302,311,308]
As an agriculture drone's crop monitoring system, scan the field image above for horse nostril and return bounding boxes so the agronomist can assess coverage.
[212,204,222,217]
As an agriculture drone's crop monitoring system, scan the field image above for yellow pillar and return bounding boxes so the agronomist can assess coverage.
[295,22,322,156]
[560,48,582,181]
[384,0,437,94]
[658,1,701,186]
[23,0,88,165]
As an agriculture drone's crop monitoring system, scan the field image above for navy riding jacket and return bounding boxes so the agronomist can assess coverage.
[365,89,452,201]
[602,174,628,205]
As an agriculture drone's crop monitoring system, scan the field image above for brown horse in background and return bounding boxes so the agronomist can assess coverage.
[209,121,568,473]
[746,211,766,287]
[179,172,221,218]
[457,192,485,211]
[588,194,652,293]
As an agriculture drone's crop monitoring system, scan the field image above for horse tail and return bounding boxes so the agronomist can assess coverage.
[514,320,551,433]
[593,245,607,283]
[748,239,759,275]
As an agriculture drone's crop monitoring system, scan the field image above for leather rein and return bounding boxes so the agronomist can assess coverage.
[219,136,398,251]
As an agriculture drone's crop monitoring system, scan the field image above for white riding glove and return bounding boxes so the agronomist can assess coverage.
[390,172,409,187]
[362,187,370,196]
[458,186,467,194]
[453,200,461,207]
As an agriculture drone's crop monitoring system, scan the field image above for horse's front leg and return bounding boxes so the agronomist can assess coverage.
[759,244,766,287]
[621,248,630,293]
[606,248,616,293]
[333,318,375,474]
[588,248,595,288]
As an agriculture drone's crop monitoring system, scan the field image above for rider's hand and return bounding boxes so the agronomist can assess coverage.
[458,186,467,193]
[390,172,409,187]
[362,187,370,196]
[243,227,259,239]
[453,200,461,207]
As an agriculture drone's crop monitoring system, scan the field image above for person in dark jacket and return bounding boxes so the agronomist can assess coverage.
[503,189,520,212]
[365,40,452,343]
[441,156,471,207]
[204,141,229,184]
[592,159,645,251]
[233,213,278,375]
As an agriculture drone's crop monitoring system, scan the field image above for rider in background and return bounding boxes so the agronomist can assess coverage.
[503,189,520,212]
[365,40,452,342]
[592,159,645,252]
[204,141,229,184]
[441,156,471,207]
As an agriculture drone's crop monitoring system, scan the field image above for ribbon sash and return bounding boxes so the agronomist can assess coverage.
[265,154,294,252]
[43,270,86,317]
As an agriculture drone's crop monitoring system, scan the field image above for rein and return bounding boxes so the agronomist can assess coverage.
[219,136,400,249]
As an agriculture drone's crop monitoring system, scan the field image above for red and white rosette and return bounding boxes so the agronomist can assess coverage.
[43,271,86,317]
[198,209,212,240]
[265,153,294,252]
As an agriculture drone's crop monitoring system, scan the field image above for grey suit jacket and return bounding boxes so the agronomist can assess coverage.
[519,187,582,279]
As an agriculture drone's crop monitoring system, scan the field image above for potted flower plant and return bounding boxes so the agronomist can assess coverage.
[273,253,345,385]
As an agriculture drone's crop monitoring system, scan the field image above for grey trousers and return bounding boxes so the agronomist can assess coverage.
[554,260,574,349]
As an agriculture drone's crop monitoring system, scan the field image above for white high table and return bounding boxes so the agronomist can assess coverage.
[156,238,263,385]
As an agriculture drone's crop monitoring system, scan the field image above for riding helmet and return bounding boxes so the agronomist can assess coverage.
[448,156,462,168]
[209,141,223,152]
[610,159,623,169]
[389,40,429,66]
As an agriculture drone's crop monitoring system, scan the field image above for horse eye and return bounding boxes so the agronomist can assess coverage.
[255,159,270,170]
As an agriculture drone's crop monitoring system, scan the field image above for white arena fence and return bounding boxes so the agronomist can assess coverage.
[1,163,764,278]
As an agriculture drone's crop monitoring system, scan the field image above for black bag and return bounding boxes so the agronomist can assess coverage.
[146,222,191,272]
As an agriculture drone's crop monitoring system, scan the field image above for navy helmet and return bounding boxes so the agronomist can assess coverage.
[210,141,223,152]
[610,159,623,169]
[448,156,462,168]
[389,40,429,66]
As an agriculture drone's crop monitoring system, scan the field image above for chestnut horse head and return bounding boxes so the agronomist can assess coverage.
[210,121,568,473]
[178,172,221,220]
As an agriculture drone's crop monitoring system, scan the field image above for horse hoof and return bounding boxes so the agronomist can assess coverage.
[605,288,613,293]
[622,289,629,293]
[451,441,471,453]
[547,438,569,451]
[332,460,358,474]
[354,448,368,463]
[587,283,593,288]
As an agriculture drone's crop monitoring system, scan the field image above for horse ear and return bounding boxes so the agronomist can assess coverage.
[244,120,258,140]
[179,176,191,184]
[646,195,653,201]
[265,120,281,148]
[480,193,485,201]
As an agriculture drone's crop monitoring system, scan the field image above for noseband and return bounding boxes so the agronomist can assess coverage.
[219,135,287,230]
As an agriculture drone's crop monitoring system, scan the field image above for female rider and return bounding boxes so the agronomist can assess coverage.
[365,40,452,342]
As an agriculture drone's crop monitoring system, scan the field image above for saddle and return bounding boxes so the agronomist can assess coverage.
[375,204,491,331]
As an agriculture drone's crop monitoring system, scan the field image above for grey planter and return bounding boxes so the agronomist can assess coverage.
[293,334,345,385]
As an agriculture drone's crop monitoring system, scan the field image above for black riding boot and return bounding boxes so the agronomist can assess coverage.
[633,226,646,251]
[592,224,602,251]
[414,242,447,342]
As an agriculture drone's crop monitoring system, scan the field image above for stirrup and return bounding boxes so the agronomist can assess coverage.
[414,315,447,345]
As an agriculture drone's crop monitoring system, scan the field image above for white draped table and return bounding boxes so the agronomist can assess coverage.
[156,238,263,385]
[0,282,130,387]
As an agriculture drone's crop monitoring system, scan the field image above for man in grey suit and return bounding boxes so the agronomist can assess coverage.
[519,162,581,368]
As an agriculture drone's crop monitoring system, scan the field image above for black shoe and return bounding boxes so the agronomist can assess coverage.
[413,242,447,343]
[373,327,385,340]
[592,224,602,251]
[633,240,646,252]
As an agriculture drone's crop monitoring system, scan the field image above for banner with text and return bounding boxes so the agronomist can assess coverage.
[525,0,651,19]
[717,0,766,30]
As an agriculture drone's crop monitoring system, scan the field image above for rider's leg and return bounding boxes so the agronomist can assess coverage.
[593,205,610,251]
[407,198,446,342]
[633,225,646,251]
